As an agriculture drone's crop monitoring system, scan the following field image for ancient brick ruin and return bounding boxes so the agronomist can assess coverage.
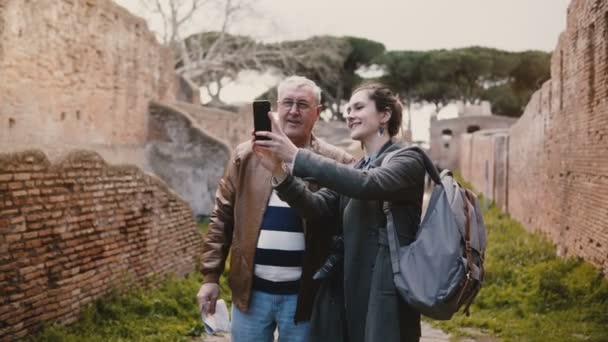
[0,0,244,339]
[0,150,203,339]
[459,0,608,275]
[0,0,259,218]
[0,0,176,149]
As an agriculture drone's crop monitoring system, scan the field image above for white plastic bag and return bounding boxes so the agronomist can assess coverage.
[201,299,231,335]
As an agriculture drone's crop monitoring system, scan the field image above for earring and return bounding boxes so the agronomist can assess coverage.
[378,126,385,137]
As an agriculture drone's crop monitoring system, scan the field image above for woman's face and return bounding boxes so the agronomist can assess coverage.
[345,89,387,141]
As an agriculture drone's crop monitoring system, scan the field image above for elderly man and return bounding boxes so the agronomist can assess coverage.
[197,76,354,342]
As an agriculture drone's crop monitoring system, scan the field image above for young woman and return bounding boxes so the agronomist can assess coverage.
[254,83,425,342]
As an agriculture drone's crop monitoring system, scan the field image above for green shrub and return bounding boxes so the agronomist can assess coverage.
[430,174,608,341]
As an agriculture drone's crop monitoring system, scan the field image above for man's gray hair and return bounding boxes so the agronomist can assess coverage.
[277,76,322,104]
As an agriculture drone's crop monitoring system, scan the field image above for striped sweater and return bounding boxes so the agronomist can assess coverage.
[252,190,304,294]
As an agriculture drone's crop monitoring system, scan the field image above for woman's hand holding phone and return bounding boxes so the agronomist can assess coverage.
[254,112,298,164]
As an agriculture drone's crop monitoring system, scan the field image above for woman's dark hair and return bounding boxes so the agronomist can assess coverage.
[352,82,403,137]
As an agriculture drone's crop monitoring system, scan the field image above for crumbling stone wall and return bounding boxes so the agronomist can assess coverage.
[508,0,608,274]
[0,150,203,339]
[0,0,176,149]
[146,102,230,217]
[174,102,254,149]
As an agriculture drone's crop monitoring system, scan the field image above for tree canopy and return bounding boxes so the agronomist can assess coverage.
[137,1,550,118]
[254,44,550,119]
[377,47,550,117]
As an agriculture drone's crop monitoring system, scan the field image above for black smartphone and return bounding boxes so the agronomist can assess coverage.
[253,100,272,140]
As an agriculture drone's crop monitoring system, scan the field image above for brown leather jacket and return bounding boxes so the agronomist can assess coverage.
[201,136,355,321]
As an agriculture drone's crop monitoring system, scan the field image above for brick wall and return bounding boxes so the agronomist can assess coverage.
[458,0,608,275]
[0,150,203,339]
[508,0,608,274]
[0,0,177,147]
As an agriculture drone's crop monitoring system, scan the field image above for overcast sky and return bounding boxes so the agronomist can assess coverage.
[117,0,571,52]
[115,0,571,143]
[253,0,571,52]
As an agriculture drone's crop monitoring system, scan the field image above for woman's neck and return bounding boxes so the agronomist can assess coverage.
[362,134,391,157]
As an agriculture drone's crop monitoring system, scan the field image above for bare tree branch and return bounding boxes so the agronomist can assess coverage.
[138,0,349,104]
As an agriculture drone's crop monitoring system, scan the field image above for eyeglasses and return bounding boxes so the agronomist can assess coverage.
[278,99,313,112]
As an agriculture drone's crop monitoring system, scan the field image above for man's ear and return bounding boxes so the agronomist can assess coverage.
[315,104,324,119]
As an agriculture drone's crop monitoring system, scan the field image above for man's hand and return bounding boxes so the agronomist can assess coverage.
[197,283,220,315]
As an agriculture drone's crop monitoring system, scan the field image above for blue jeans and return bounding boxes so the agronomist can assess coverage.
[231,290,310,342]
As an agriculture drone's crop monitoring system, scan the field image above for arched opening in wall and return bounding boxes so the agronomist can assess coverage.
[441,129,453,140]
[444,143,450,149]
[61,112,66,121]
[76,110,81,120]
[467,125,481,133]
[8,118,15,128]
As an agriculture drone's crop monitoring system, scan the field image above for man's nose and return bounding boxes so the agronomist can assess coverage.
[287,104,300,114]
[287,105,301,116]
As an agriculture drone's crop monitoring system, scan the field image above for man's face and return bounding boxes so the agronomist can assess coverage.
[277,85,321,146]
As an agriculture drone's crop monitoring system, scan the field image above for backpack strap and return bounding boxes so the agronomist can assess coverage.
[440,169,453,178]
[402,146,443,185]
[380,146,442,275]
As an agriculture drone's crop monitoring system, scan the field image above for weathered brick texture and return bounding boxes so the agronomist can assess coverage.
[461,0,608,275]
[508,0,608,274]
[0,150,203,340]
[0,0,177,147]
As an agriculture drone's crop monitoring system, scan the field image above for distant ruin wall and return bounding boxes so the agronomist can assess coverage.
[0,0,177,148]
[508,0,607,273]
[0,150,203,339]
[460,131,509,212]
[430,115,516,171]
[459,0,608,274]
[174,102,254,150]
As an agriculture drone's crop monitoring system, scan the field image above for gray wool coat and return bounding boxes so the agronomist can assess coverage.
[275,142,426,342]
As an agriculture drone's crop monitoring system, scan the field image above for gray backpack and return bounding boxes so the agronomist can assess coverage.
[382,146,486,320]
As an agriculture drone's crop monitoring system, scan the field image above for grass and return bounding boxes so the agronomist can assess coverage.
[33,273,205,342]
[427,173,608,341]
[32,221,232,341]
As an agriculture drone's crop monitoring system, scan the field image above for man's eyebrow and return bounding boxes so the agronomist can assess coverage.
[281,98,310,103]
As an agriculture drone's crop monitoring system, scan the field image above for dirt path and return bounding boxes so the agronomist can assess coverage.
[202,322,453,341]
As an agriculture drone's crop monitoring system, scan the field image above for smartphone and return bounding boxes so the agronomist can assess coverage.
[253,100,272,140]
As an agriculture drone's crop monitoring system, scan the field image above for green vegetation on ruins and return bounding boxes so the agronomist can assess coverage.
[33,202,607,341]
